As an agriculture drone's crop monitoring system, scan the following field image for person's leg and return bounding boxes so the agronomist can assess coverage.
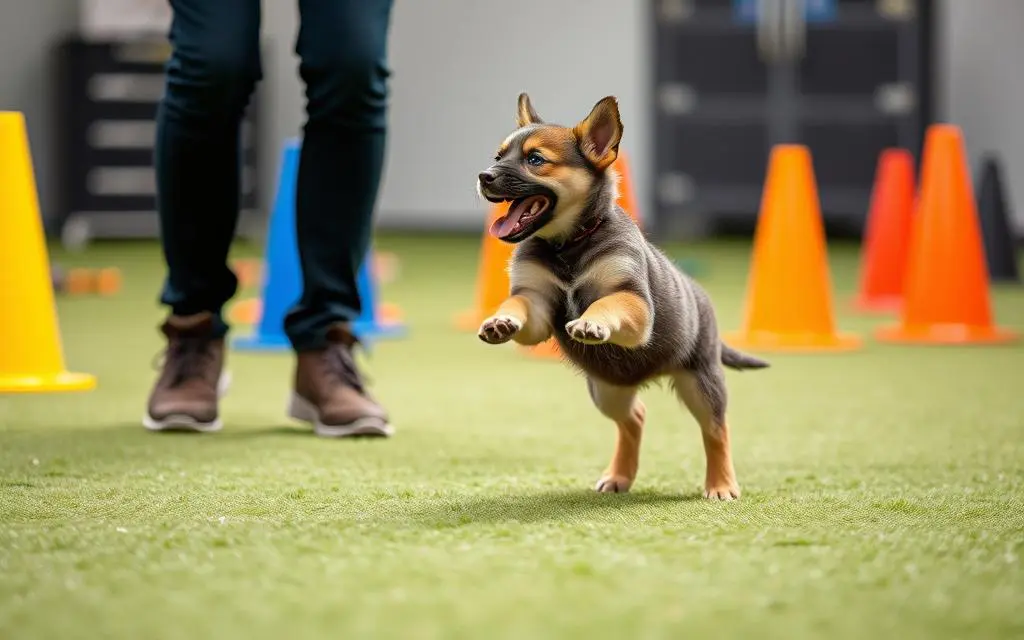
[285,0,394,349]
[144,0,261,432]
[285,0,395,438]
[156,0,262,334]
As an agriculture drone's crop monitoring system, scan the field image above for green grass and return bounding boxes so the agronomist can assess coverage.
[2,233,1023,639]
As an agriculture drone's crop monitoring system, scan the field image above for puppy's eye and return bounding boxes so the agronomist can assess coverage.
[525,151,546,167]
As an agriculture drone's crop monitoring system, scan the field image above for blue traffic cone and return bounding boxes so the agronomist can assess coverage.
[351,253,407,340]
[233,138,301,351]
[234,137,405,351]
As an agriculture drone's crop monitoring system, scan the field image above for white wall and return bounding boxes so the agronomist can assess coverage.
[939,0,1024,232]
[0,0,79,228]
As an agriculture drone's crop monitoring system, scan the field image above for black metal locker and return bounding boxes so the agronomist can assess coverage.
[51,36,262,248]
[649,0,934,239]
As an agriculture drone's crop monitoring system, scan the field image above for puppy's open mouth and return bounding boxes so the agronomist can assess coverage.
[488,195,552,242]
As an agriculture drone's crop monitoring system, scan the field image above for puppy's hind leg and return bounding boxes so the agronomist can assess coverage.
[671,365,740,500]
[587,377,646,493]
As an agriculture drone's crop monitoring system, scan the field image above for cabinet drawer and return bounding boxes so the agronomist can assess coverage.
[800,28,905,96]
[658,119,771,188]
[803,121,901,188]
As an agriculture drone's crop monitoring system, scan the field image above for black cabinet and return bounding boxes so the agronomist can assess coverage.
[650,0,934,239]
[51,36,261,247]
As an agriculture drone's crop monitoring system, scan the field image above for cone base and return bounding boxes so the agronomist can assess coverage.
[453,308,486,332]
[851,293,902,315]
[0,371,96,394]
[228,297,261,325]
[875,322,1020,345]
[520,339,562,360]
[232,333,291,352]
[351,319,408,341]
[379,302,404,325]
[721,330,863,353]
[234,320,407,352]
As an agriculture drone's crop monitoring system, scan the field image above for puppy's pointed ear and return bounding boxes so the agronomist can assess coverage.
[516,92,543,128]
[573,96,623,171]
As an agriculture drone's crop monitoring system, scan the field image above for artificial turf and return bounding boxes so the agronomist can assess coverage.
[1,233,1023,639]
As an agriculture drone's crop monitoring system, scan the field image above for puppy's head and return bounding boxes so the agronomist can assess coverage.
[477,93,623,243]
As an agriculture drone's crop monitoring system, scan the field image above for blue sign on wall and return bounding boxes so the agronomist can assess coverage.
[732,0,758,23]
[732,0,836,24]
[805,0,837,22]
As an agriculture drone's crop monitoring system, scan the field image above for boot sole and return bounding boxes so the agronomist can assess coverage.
[142,372,231,433]
[286,392,394,438]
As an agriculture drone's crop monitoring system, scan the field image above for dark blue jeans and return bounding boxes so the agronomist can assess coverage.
[155,0,394,350]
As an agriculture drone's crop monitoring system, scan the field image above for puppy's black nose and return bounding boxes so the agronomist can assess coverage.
[478,170,497,185]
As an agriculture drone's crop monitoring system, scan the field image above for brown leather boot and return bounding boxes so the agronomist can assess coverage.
[143,312,229,433]
[288,324,392,438]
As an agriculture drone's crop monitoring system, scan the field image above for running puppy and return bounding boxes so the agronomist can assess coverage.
[475,93,769,500]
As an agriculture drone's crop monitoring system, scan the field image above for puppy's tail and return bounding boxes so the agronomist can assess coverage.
[720,343,770,371]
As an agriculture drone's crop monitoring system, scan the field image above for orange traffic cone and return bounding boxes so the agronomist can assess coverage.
[875,124,1019,345]
[454,201,515,331]
[227,297,261,325]
[852,149,916,314]
[612,149,642,227]
[722,144,861,352]
[64,268,96,295]
[0,112,96,393]
[231,258,262,288]
[54,266,122,296]
[520,338,565,361]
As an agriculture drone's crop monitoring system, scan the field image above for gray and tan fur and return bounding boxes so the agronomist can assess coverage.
[476,93,768,500]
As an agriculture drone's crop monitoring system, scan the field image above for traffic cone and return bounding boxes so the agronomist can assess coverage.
[227,297,261,325]
[350,249,407,340]
[64,268,96,295]
[95,268,122,295]
[0,111,96,393]
[612,149,642,227]
[231,258,263,288]
[722,144,861,352]
[976,153,1020,284]
[53,266,122,296]
[453,201,515,331]
[232,139,302,350]
[234,138,404,351]
[852,148,917,313]
[876,125,1019,345]
[520,338,565,361]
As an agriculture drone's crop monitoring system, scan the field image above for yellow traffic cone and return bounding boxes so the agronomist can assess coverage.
[0,112,96,393]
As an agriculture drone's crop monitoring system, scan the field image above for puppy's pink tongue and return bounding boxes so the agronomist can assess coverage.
[490,196,544,239]
[494,206,524,238]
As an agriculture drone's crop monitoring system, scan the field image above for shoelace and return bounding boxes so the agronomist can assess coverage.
[151,336,216,387]
[322,342,371,394]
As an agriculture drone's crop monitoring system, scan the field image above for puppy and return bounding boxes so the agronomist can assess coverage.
[475,93,769,500]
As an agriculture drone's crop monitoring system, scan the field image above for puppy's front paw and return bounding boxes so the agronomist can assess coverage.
[478,315,522,344]
[566,318,611,345]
